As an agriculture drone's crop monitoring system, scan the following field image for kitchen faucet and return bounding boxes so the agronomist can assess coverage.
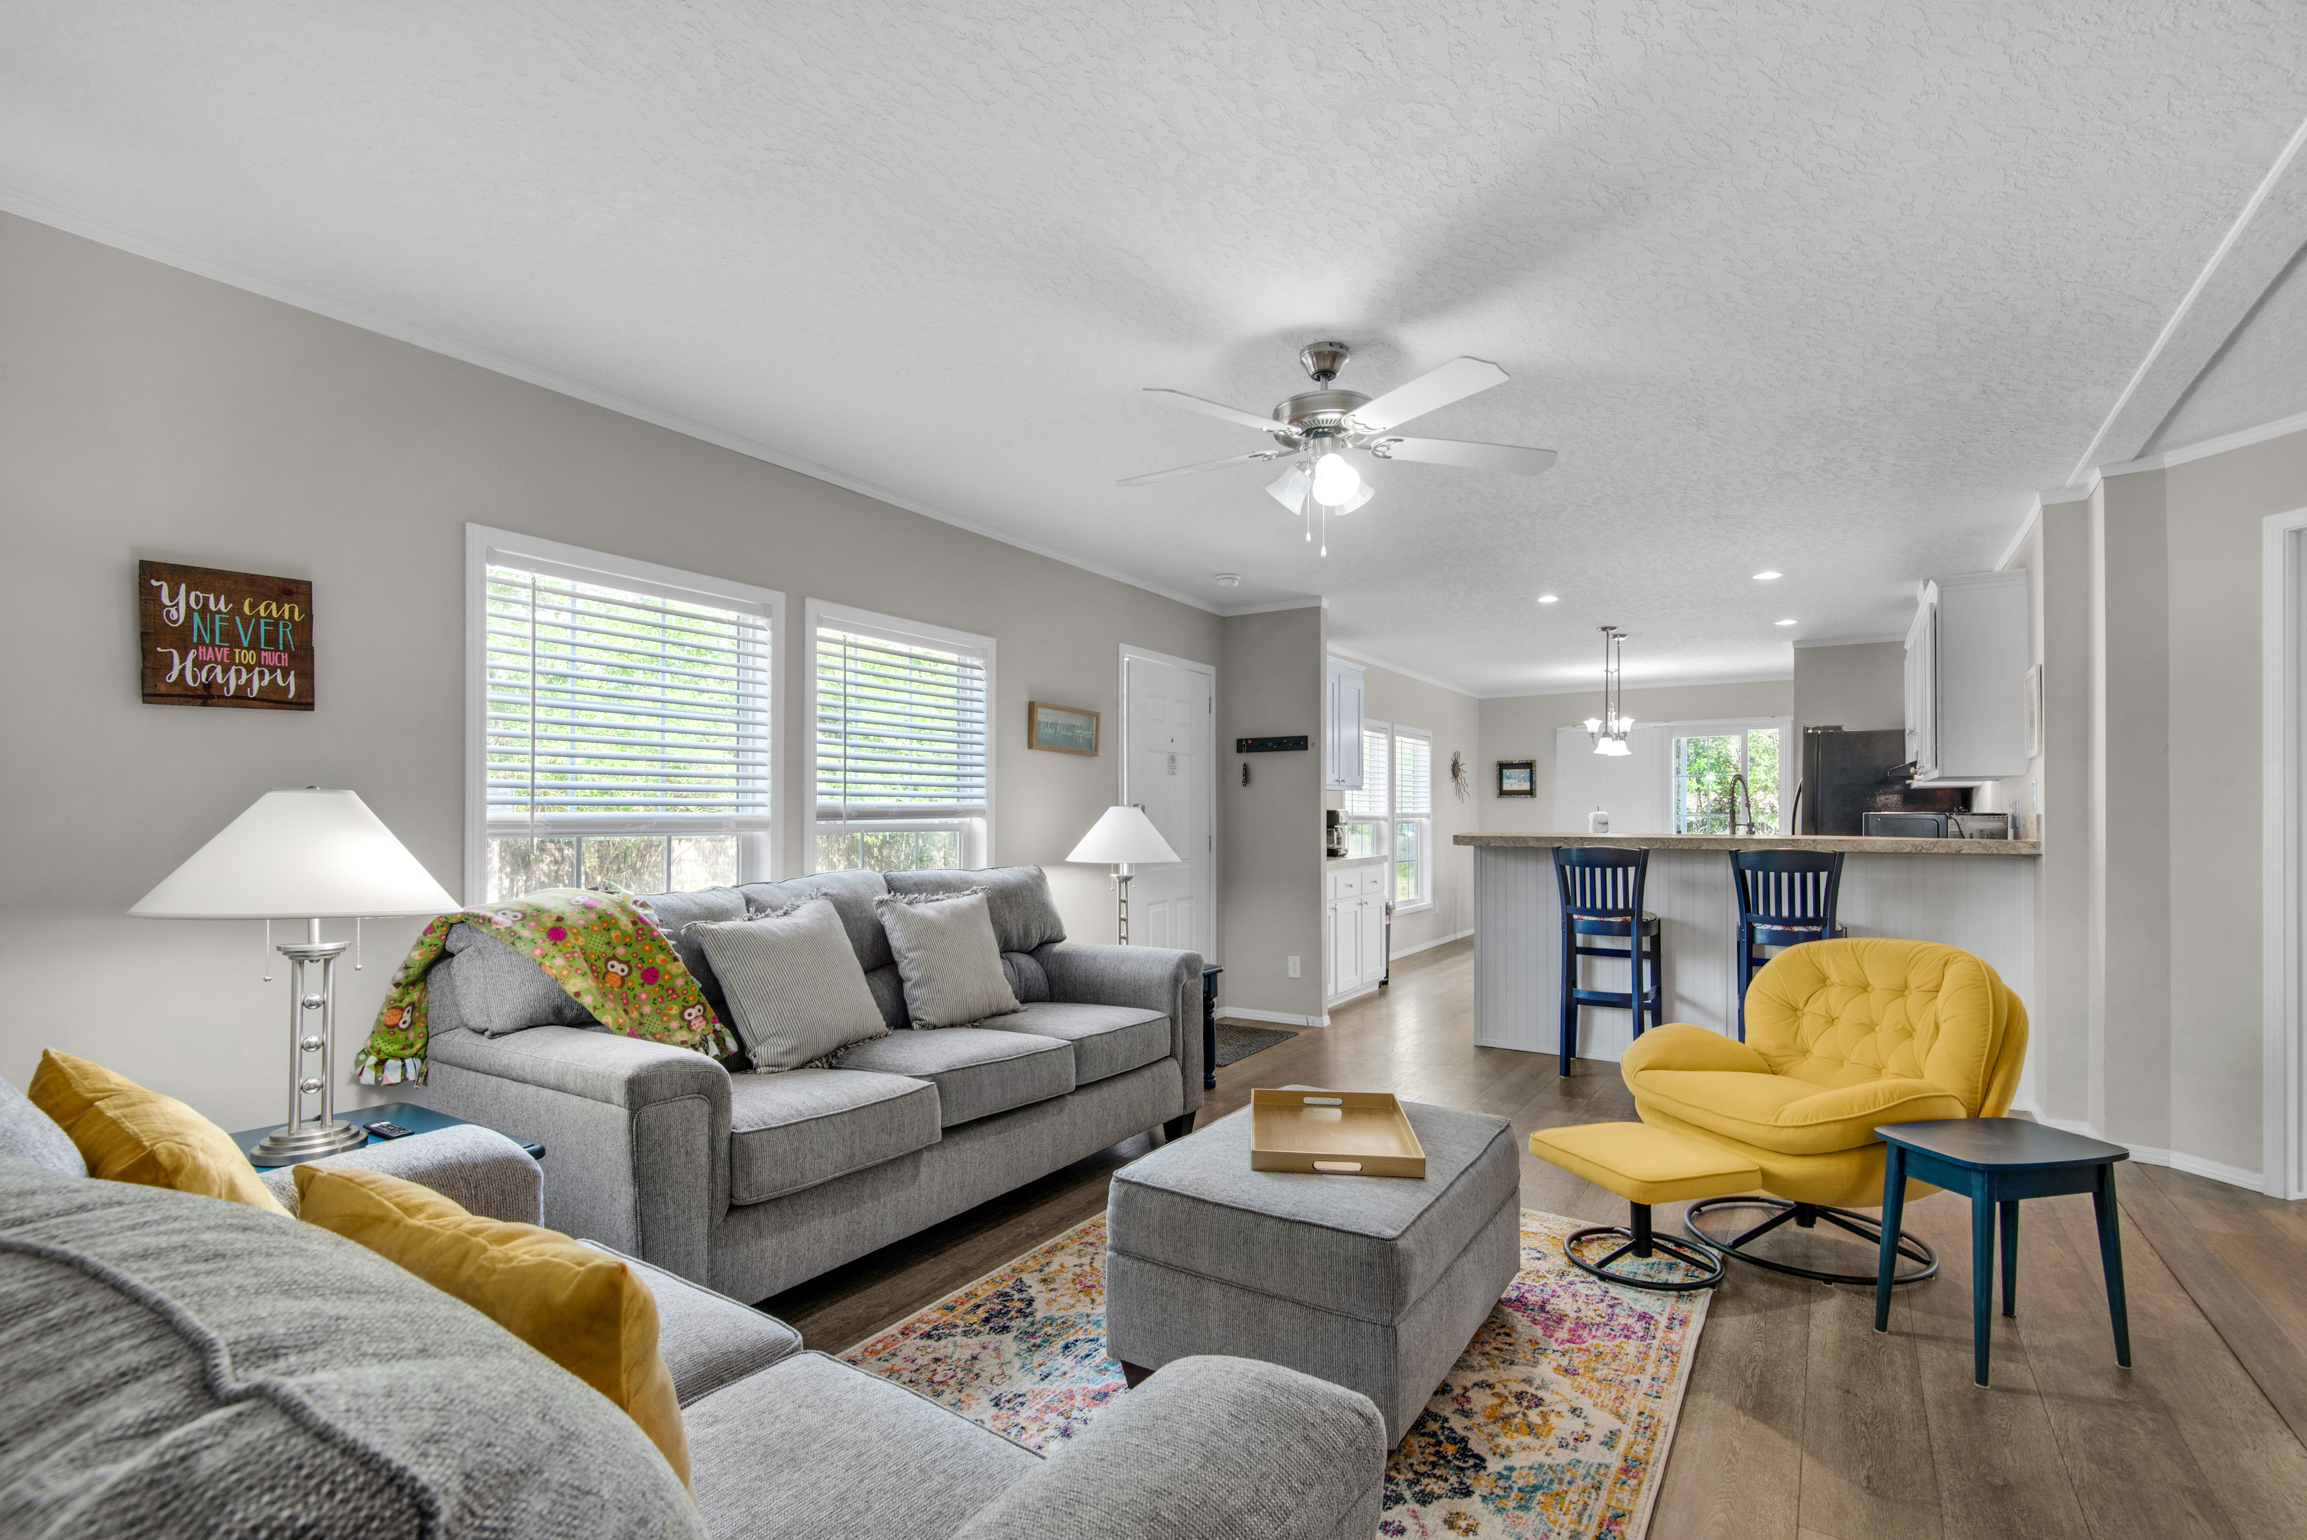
[1726,774,1758,836]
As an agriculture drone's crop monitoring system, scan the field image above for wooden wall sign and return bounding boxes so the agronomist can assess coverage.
[138,560,315,710]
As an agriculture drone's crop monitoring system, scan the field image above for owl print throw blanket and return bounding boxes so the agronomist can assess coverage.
[355,888,738,1086]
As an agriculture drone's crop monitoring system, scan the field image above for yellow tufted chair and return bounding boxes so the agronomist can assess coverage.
[1620,937,2028,1283]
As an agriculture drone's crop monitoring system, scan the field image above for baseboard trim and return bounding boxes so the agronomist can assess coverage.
[2015,1105,2266,1194]
[1218,1006,1331,1028]
[1391,927,1474,960]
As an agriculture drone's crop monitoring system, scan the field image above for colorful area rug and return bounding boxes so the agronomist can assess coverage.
[842,1209,1708,1538]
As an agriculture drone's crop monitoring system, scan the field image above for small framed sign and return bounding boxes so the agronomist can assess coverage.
[139,560,315,711]
[1497,760,1536,797]
[1028,701,1100,756]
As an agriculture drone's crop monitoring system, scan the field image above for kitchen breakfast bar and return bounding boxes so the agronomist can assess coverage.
[1453,832,2041,1071]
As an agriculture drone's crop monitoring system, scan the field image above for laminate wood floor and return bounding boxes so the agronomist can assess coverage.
[763,941,2307,1540]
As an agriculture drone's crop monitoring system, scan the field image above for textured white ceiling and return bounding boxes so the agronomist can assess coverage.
[2147,243,2307,454]
[5,2,2306,694]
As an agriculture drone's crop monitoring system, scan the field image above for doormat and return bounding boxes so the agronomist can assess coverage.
[1214,1021,1296,1067]
[842,1209,1708,1538]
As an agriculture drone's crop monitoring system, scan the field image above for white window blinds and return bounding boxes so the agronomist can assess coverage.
[816,622,990,821]
[1395,731,1432,816]
[1344,725,1390,818]
[485,561,773,829]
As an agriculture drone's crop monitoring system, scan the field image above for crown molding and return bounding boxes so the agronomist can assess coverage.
[1323,645,1478,698]
[1475,669,1794,701]
[1790,633,1906,650]
[2099,406,2307,479]
[1215,596,1327,617]
[0,187,1229,618]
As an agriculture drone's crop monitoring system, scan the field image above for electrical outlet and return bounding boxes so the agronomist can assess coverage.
[1287,955,1301,978]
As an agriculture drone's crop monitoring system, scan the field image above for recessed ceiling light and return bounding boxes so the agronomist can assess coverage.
[1775,618,1797,626]
[1214,573,1241,588]
[1753,570,1782,581]
[1536,594,1559,604]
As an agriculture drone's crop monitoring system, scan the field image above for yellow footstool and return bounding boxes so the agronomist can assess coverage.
[1529,1122,1762,1292]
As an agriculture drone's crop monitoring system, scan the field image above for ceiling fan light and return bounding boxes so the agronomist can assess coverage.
[1310,449,1361,507]
[1266,465,1308,512]
[1338,482,1374,514]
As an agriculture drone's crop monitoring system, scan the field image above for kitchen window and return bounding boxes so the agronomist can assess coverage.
[467,527,780,904]
[1341,720,1433,911]
[1393,727,1432,909]
[1341,725,1390,858]
[1672,721,1785,834]
[809,601,993,873]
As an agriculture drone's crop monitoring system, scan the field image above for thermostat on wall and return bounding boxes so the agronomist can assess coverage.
[1235,736,1309,753]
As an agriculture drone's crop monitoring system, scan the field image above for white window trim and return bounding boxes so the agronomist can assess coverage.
[463,523,786,905]
[1393,725,1435,914]
[804,598,996,874]
[1664,716,1794,835]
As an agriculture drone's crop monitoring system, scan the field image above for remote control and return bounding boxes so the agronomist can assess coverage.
[364,1120,414,1140]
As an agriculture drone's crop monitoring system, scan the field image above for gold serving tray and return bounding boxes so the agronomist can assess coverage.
[1249,1089,1427,1179]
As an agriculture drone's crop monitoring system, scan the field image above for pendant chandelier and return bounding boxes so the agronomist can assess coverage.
[1584,626,1634,756]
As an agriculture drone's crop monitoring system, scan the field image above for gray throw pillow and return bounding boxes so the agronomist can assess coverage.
[0,1075,84,1178]
[685,901,890,1072]
[873,890,1023,1029]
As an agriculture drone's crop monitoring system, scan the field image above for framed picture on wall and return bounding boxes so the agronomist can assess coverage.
[1028,701,1100,756]
[1497,760,1536,797]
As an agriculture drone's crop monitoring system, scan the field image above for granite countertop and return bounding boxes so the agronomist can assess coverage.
[1453,832,2041,857]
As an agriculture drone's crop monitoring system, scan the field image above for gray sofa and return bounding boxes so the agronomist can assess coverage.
[0,1081,1387,1539]
[422,866,1206,1303]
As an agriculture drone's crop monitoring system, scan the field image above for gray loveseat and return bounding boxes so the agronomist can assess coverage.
[421,866,1206,1302]
[0,1081,1387,1539]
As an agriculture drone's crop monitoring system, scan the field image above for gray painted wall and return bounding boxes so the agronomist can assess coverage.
[1218,607,1327,1023]
[1791,641,1904,739]
[1347,658,1480,953]
[1476,681,1796,834]
[0,210,1224,1127]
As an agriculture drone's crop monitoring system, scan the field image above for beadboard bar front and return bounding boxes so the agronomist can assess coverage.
[1459,836,2039,1085]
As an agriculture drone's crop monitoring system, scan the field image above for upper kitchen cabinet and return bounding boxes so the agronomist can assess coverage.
[1904,570,2028,784]
[1324,657,1365,791]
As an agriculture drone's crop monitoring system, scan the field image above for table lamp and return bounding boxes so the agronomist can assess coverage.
[1066,805,1181,945]
[130,788,455,1161]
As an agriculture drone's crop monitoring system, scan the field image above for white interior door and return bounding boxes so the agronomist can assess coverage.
[1121,648,1215,957]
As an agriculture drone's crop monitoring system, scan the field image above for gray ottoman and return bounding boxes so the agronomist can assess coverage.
[1105,1096,1519,1444]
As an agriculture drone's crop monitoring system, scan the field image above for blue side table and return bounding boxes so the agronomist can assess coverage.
[234,1101,545,1169]
[1200,965,1222,1090]
[1873,1117,2131,1386]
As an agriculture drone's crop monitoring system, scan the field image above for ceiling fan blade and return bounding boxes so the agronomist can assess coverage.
[1117,447,1294,487]
[1142,387,1287,435]
[1368,436,1557,474]
[1349,356,1509,432]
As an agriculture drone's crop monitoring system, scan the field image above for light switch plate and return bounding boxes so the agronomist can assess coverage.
[1287,955,1301,978]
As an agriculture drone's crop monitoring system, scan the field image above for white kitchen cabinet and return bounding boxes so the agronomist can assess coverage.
[1904,570,2029,784]
[1324,657,1365,791]
[1326,865,1388,1001]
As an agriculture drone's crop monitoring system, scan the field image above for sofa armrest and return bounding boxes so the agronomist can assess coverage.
[1037,943,1203,1112]
[259,1124,542,1223]
[579,1240,803,1406]
[425,1026,732,1283]
[950,1356,1385,1540]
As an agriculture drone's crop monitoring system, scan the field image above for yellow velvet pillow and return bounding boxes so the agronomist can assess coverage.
[28,1049,289,1216]
[294,1163,691,1493]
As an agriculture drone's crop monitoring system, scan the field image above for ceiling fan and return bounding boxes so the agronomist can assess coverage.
[1118,341,1557,555]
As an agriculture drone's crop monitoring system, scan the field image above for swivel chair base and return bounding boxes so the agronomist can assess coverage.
[1685,1196,1939,1286]
[1566,1202,1727,1293]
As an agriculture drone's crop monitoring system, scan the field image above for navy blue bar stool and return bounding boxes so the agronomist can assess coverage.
[1731,850,1846,1040]
[1553,846,1663,1078]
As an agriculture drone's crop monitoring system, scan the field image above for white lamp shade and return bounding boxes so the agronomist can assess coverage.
[130,788,457,919]
[1065,805,1182,866]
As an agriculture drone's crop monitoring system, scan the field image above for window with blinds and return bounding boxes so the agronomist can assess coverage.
[481,555,773,900]
[1394,729,1433,907]
[813,612,992,873]
[1338,724,1390,858]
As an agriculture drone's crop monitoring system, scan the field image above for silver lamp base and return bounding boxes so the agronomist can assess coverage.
[247,1118,367,1164]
